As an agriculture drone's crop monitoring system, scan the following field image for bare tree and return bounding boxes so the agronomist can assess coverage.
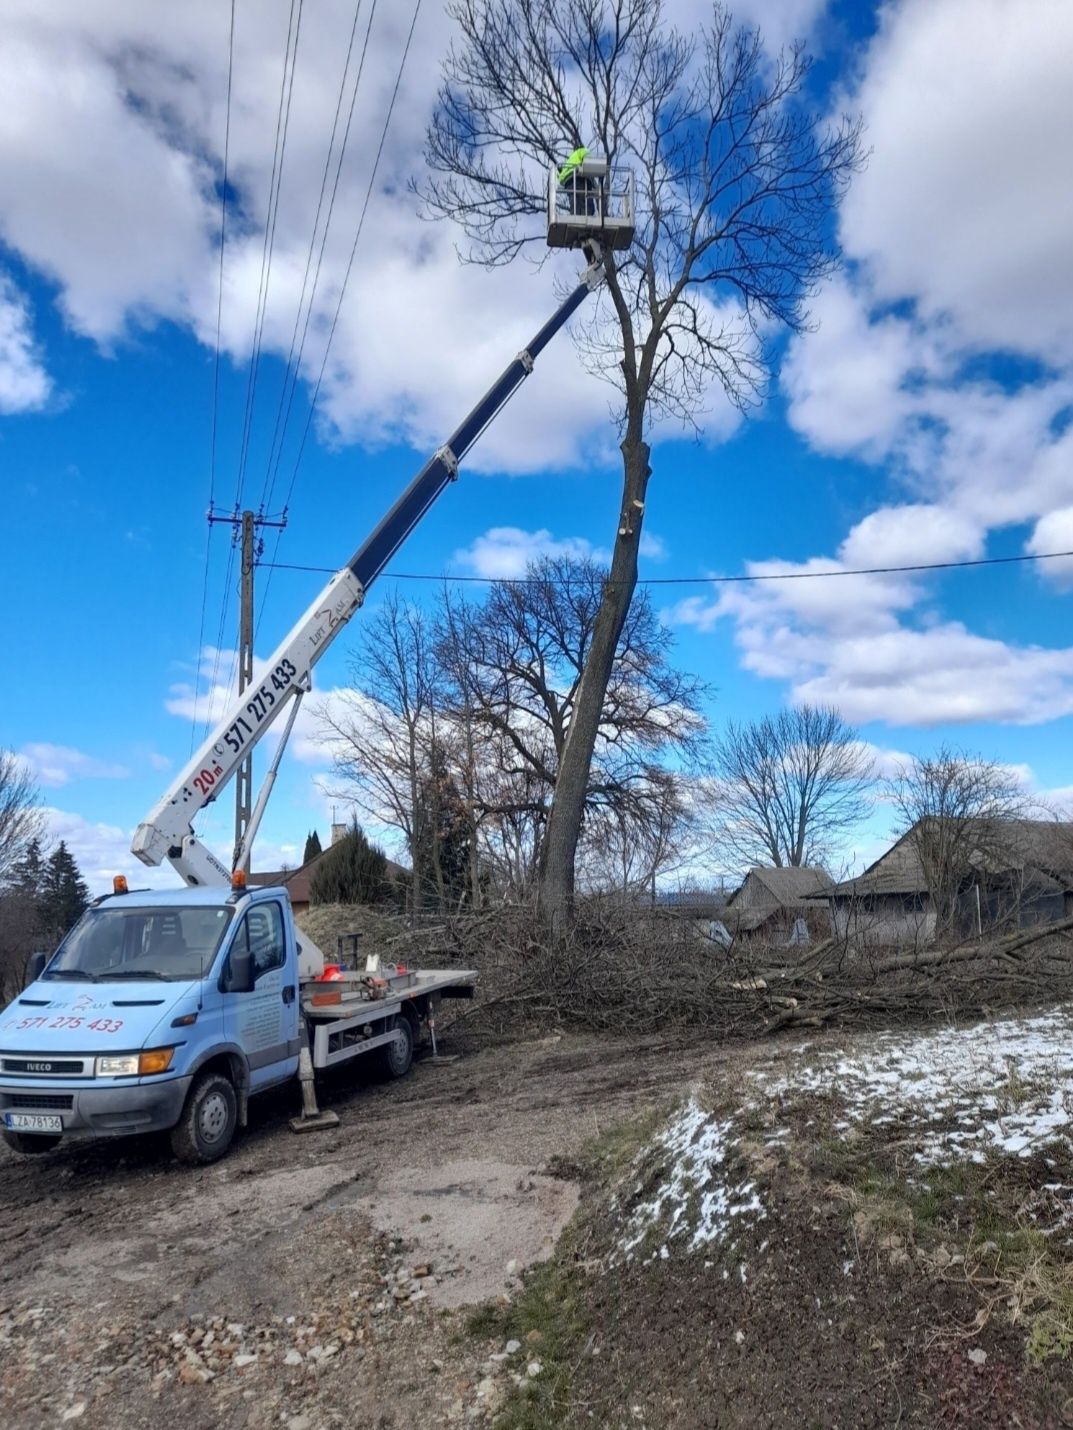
[711,704,873,869]
[0,749,42,887]
[443,556,708,883]
[320,560,708,904]
[316,593,438,917]
[889,747,1033,935]
[580,767,697,898]
[422,0,863,923]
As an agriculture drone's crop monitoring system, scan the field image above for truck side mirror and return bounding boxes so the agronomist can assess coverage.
[223,945,255,994]
[25,951,47,986]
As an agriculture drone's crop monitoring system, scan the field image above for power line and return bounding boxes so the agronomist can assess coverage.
[209,0,236,517]
[258,0,376,518]
[233,0,305,514]
[191,0,237,757]
[259,547,1073,586]
[257,0,422,624]
[205,0,304,739]
[287,0,421,493]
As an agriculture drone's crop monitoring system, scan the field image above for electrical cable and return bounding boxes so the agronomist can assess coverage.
[256,0,422,625]
[233,0,304,513]
[259,546,1073,586]
[191,0,236,756]
[257,0,376,518]
[206,0,304,737]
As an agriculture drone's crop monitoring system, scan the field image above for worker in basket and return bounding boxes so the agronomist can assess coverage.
[558,144,597,218]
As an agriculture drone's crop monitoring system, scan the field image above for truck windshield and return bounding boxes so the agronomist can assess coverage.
[43,906,234,983]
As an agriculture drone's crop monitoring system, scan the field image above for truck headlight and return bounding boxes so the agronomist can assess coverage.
[97,1048,175,1077]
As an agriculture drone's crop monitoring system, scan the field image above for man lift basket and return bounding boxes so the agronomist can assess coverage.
[547,151,635,251]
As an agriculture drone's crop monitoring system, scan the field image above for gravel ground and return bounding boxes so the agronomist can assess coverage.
[0,1029,731,1430]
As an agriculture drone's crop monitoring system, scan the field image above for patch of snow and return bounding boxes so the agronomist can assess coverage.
[754,1006,1073,1165]
[614,1006,1073,1270]
[619,1098,765,1261]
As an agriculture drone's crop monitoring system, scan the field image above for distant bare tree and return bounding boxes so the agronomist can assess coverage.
[422,0,864,924]
[889,747,1032,934]
[0,749,43,886]
[320,561,708,904]
[444,555,708,885]
[712,705,873,869]
[316,593,438,917]
[581,767,697,898]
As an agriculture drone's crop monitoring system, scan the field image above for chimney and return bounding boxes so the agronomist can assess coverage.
[331,822,348,847]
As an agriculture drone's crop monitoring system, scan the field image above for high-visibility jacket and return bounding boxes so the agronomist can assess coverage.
[557,146,588,184]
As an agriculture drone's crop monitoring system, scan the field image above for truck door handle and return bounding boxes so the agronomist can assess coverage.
[282,985,296,1005]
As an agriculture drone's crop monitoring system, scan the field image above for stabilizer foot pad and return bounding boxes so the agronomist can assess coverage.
[289,1111,341,1133]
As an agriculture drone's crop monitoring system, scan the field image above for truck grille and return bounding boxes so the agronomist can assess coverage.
[0,1056,90,1077]
[5,1093,74,1111]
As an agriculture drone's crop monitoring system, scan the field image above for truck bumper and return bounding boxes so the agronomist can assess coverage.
[0,1076,191,1138]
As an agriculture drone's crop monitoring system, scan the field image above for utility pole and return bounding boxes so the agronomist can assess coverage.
[208,506,287,868]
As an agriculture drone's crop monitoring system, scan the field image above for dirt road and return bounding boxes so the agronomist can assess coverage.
[0,1030,727,1430]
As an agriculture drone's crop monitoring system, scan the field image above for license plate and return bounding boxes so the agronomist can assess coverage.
[3,1113,63,1133]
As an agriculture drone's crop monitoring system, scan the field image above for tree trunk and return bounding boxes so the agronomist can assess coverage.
[539,434,652,929]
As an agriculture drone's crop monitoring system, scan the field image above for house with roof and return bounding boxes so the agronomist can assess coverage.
[814,818,1073,946]
[711,865,835,947]
[250,823,406,917]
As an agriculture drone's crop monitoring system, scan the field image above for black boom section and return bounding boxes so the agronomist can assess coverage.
[348,279,593,590]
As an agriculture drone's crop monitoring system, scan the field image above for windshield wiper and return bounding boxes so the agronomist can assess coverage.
[41,969,99,982]
[105,969,175,982]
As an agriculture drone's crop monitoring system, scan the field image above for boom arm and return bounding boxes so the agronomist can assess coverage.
[132,251,605,891]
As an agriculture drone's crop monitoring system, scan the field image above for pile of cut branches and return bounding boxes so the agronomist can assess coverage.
[382,905,1073,1040]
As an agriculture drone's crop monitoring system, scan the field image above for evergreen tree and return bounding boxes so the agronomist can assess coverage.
[0,837,47,996]
[412,743,471,912]
[309,820,391,906]
[39,842,89,940]
[10,836,45,899]
[302,829,323,864]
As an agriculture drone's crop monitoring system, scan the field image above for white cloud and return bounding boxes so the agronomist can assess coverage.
[1026,507,1073,588]
[164,645,271,728]
[838,504,983,570]
[453,526,612,579]
[674,566,1073,725]
[0,275,50,413]
[838,0,1073,360]
[39,806,308,896]
[782,276,932,459]
[790,625,1073,727]
[664,0,831,53]
[20,742,129,789]
[42,808,179,895]
[0,1,744,474]
[724,0,1073,728]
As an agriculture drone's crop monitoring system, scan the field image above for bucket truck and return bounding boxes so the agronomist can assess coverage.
[0,164,635,1164]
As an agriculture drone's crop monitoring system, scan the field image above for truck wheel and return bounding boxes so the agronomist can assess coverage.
[170,1072,237,1165]
[377,1016,414,1080]
[2,1131,61,1155]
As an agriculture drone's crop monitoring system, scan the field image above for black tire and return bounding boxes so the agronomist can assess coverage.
[376,1015,414,1080]
[2,1131,61,1155]
[170,1072,238,1165]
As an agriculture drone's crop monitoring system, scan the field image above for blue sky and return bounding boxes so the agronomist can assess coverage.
[2,0,1073,891]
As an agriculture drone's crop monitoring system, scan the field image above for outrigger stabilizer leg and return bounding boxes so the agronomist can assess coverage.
[290,1026,341,1133]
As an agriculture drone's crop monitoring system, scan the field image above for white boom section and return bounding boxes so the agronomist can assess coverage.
[133,567,363,882]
